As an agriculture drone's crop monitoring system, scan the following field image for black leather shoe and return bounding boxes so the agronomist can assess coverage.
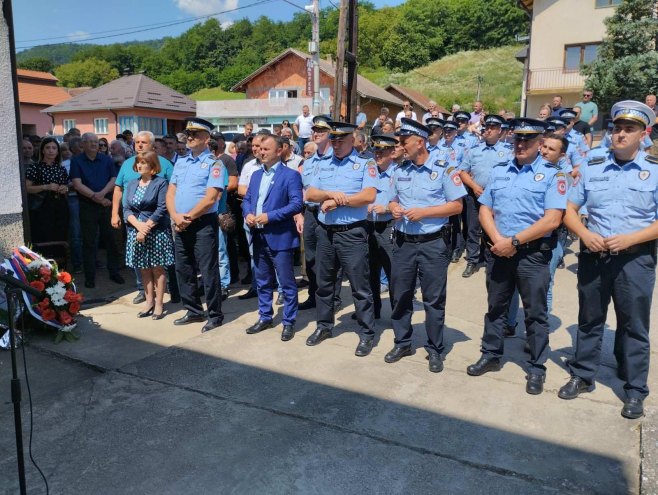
[109,273,125,284]
[504,323,517,338]
[466,356,501,376]
[281,325,295,341]
[298,298,316,310]
[201,320,222,333]
[451,249,463,263]
[241,274,252,285]
[174,313,206,326]
[384,345,412,363]
[275,294,284,305]
[221,288,229,301]
[246,319,273,335]
[238,288,257,300]
[428,353,444,373]
[354,337,374,357]
[526,373,545,395]
[462,263,478,278]
[296,279,309,288]
[133,292,146,304]
[137,306,154,318]
[169,294,181,304]
[558,376,591,400]
[621,398,644,419]
[306,328,331,346]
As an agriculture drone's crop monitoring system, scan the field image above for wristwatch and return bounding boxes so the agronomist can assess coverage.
[511,235,520,247]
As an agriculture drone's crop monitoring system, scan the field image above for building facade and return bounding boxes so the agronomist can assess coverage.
[17,69,72,137]
[519,0,620,122]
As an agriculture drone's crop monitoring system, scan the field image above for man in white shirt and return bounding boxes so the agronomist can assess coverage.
[293,105,314,151]
[395,100,418,123]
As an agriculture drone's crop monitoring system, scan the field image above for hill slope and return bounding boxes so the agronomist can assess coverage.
[362,45,524,115]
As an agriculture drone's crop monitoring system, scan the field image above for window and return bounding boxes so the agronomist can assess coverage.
[94,118,108,135]
[564,43,600,70]
[137,117,165,136]
[63,119,76,133]
[595,0,621,7]
[268,89,298,100]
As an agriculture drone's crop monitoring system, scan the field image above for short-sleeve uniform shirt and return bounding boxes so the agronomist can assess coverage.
[170,149,226,213]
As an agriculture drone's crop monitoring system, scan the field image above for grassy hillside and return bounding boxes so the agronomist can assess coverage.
[363,45,524,115]
[188,87,247,100]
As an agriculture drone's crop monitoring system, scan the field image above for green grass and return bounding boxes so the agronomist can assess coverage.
[188,87,246,100]
[364,45,524,115]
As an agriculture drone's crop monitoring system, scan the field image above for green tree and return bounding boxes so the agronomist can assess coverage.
[54,58,120,87]
[17,57,53,73]
[582,0,658,111]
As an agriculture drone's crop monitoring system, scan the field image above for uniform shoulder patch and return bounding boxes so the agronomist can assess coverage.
[434,159,447,168]
[446,166,456,175]
[645,155,658,165]
[588,156,606,166]
[555,171,566,178]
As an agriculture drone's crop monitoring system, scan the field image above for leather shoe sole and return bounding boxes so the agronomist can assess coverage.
[558,377,591,400]
[384,346,413,363]
[466,357,501,376]
[526,373,545,395]
[174,314,206,326]
[306,329,331,346]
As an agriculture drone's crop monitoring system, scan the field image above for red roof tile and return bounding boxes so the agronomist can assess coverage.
[18,81,72,106]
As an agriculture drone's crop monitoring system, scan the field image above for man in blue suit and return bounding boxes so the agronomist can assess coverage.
[242,135,304,341]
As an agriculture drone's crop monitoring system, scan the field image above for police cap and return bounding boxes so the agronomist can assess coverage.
[397,118,431,140]
[483,114,505,127]
[425,117,445,129]
[611,100,656,128]
[328,121,358,137]
[185,117,214,133]
[510,118,547,140]
[312,115,332,131]
[370,133,399,149]
[453,111,471,122]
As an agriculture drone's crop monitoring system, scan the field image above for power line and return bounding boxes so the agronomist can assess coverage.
[16,0,276,50]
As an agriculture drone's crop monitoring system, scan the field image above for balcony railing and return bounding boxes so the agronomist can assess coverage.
[528,67,587,92]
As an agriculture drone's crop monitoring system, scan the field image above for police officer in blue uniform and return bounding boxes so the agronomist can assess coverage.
[545,116,585,176]
[453,110,480,150]
[559,108,590,156]
[466,118,567,395]
[425,117,444,153]
[305,122,379,356]
[558,101,658,419]
[386,118,467,372]
[366,133,398,319]
[167,117,227,333]
[299,116,342,311]
[459,114,514,277]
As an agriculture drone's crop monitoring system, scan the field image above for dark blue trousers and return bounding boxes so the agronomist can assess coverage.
[174,213,223,325]
[464,193,484,265]
[303,207,342,304]
[315,224,375,336]
[482,249,551,375]
[252,232,298,325]
[570,251,655,399]
[390,236,451,355]
[367,221,394,315]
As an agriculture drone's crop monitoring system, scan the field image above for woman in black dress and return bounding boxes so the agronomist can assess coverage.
[25,137,69,245]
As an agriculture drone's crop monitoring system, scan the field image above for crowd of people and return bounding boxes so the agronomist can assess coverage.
[20,91,658,420]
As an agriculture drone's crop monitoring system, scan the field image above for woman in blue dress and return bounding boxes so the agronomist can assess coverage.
[124,151,175,319]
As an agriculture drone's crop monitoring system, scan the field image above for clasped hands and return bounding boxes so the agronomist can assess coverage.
[45,183,68,195]
[582,231,635,253]
[89,191,111,207]
[134,221,153,242]
[173,213,192,232]
[389,202,427,222]
[320,191,349,213]
[245,213,269,228]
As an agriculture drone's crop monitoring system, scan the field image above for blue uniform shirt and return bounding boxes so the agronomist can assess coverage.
[459,131,480,150]
[170,149,226,214]
[437,139,465,165]
[256,162,279,215]
[309,149,378,225]
[390,150,467,234]
[301,147,333,207]
[459,141,513,188]
[569,150,658,237]
[368,164,395,222]
[565,129,590,155]
[479,153,567,237]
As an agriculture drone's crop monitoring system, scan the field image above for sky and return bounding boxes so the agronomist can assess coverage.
[14,0,405,52]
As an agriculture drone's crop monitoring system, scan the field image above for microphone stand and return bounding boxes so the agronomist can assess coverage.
[1,268,41,495]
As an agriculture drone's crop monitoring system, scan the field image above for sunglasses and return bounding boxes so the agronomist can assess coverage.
[329,134,350,141]
[583,94,592,97]
[185,131,203,139]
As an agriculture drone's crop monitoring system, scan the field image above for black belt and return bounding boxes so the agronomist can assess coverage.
[305,204,319,213]
[580,240,656,256]
[394,226,450,243]
[320,220,367,233]
[516,236,557,251]
[367,219,393,228]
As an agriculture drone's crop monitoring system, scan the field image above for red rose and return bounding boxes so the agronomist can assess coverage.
[69,302,80,315]
[41,308,56,321]
[30,280,45,292]
[39,266,51,283]
[64,290,76,303]
[57,271,72,284]
[57,310,73,325]
[37,297,51,311]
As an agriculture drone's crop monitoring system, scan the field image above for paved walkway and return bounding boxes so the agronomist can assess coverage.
[1,247,656,494]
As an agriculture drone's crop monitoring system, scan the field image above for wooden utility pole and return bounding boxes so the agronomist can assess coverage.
[345,0,358,123]
[332,0,348,121]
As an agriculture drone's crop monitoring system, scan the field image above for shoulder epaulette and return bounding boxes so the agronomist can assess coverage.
[543,161,560,170]
[645,155,658,165]
[588,156,606,166]
[433,159,447,168]
[493,161,508,167]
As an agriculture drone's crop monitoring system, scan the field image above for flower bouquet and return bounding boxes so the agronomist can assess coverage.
[2,246,83,343]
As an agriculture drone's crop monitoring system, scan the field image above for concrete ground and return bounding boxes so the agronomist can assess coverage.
[1,244,656,494]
